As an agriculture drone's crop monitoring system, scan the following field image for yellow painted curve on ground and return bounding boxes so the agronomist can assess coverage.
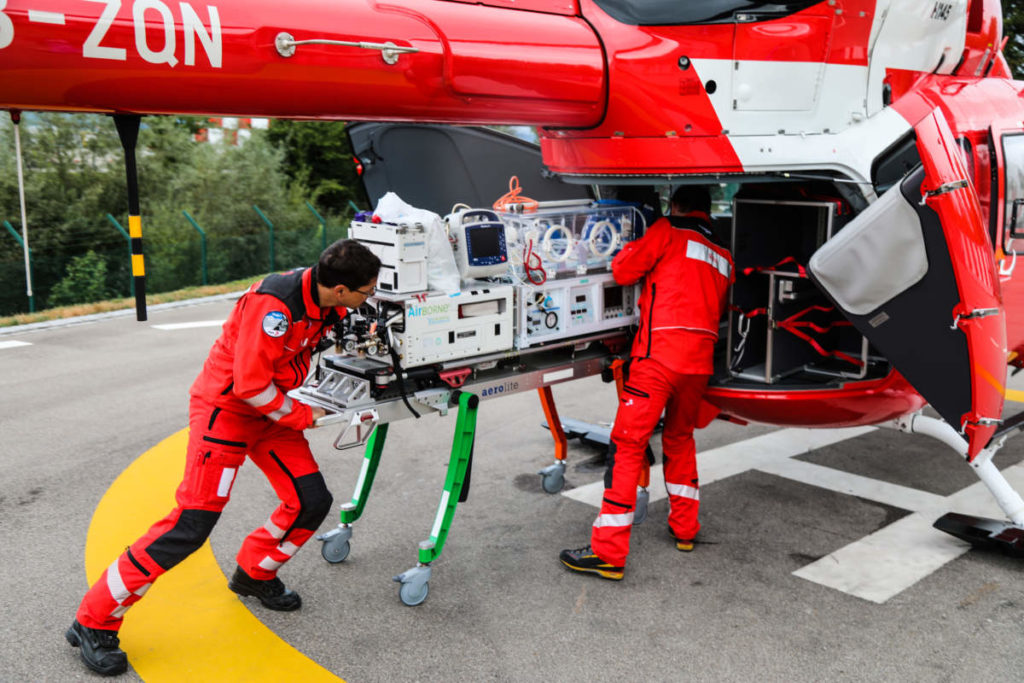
[84,429,343,682]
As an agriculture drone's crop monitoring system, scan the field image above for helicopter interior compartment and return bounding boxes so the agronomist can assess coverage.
[721,194,886,386]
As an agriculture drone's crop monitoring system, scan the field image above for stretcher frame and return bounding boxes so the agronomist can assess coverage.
[293,334,628,605]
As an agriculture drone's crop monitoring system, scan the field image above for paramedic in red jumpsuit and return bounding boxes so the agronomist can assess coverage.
[560,186,733,580]
[66,239,380,676]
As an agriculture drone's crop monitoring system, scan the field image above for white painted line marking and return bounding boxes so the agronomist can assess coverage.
[562,426,876,508]
[28,10,65,23]
[756,458,946,511]
[793,513,968,604]
[561,424,1024,602]
[794,464,1024,603]
[151,320,225,330]
[0,340,31,350]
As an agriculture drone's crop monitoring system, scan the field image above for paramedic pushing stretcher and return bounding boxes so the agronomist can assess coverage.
[66,239,381,676]
[560,186,733,580]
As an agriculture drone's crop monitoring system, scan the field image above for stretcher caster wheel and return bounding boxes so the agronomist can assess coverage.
[393,565,432,606]
[317,525,353,564]
[538,461,566,494]
[399,580,429,606]
[321,538,350,564]
[633,488,649,526]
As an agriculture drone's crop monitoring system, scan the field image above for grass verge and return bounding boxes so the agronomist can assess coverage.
[0,275,265,328]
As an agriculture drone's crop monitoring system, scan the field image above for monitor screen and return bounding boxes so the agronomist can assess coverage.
[603,285,623,310]
[467,224,504,260]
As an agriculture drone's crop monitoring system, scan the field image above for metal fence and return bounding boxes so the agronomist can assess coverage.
[0,204,352,316]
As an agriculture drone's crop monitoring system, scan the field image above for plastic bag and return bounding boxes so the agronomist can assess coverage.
[374,192,461,294]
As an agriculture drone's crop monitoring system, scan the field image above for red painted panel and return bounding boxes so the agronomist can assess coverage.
[734,15,832,64]
[915,109,1005,457]
[0,0,604,126]
[441,0,579,15]
[540,135,743,176]
[705,371,926,428]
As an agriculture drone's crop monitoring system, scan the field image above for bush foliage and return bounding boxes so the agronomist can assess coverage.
[0,115,361,315]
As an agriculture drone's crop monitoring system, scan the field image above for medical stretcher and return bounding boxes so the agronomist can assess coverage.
[290,332,628,605]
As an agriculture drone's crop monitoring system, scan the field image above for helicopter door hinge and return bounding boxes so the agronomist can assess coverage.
[950,307,999,330]
[960,417,1003,439]
[920,178,969,205]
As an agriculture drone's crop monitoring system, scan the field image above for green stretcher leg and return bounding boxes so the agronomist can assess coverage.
[318,423,390,564]
[340,423,389,525]
[418,391,478,564]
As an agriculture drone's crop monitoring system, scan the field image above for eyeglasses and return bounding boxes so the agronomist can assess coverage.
[355,285,376,297]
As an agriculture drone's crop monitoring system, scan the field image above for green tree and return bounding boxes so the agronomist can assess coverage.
[48,250,109,306]
[0,113,126,312]
[0,114,331,315]
[265,120,363,212]
[1006,0,1024,78]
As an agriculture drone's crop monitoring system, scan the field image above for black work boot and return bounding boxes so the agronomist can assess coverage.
[65,620,128,676]
[228,566,302,611]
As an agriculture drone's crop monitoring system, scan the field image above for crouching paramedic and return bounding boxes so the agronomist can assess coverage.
[66,239,381,676]
[560,186,733,580]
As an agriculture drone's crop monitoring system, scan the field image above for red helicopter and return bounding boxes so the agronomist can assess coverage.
[2,0,1023,555]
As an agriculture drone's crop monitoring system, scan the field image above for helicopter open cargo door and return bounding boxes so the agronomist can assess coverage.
[809,109,1006,459]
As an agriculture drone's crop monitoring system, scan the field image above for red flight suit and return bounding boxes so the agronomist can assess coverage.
[591,212,733,567]
[77,267,343,630]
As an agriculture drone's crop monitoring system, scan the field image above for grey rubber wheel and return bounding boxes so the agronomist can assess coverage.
[399,580,429,606]
[633,504,648,525]
[540,471,565,494]
[321,538,350,564]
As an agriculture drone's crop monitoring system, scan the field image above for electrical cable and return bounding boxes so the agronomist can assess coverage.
[492,176,539,212]
[386,325,420,418]
[523,238,547,285]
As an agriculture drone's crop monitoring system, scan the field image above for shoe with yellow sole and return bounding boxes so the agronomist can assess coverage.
[669,526,695,552]
[559,545,624,580]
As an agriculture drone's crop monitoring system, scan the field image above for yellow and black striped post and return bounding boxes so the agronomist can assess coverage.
[114,115,147,321]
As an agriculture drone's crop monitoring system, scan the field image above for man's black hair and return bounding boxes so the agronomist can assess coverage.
[670,185,712,214]
[317,239,381,290]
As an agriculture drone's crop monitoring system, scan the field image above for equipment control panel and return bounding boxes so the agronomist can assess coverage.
[515,272,637,349]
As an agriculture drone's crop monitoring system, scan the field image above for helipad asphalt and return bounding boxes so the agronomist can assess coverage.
[3,297,1024,682]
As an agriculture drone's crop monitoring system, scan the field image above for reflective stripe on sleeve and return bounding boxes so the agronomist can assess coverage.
[279,541,300,557]
[686,240,731,279]
[244,383,279,409]
[268,395,293,421]
[592,512,634,528]
[665,482,700,500]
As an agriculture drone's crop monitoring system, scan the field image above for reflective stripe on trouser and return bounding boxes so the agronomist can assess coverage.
[75,398,330,630]
[235,423,332,580]
[591,358,709,567]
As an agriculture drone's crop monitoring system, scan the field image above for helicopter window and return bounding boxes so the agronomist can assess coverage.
[1001,133,1024,239]
[870,132,921,195]
[955,137,975,184]
[591,0,822,25]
